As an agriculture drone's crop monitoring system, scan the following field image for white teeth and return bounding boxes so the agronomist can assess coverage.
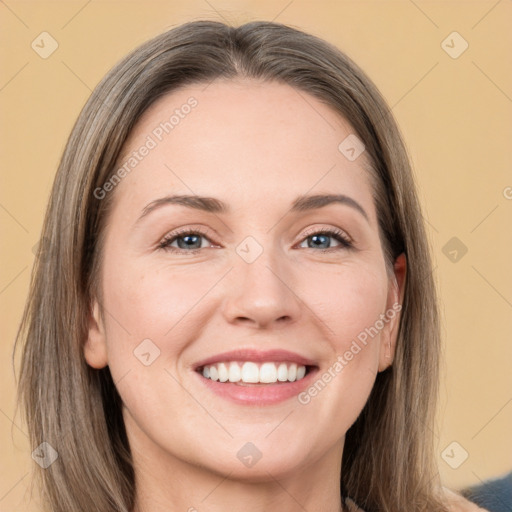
[209,366,219,381]
[277,363,288,382]
[228,361,241,382]
[218,362,229,382]
[241,362,259,383]
[200,361,309,384]
[260,362,277,383]
[288,363,297,382]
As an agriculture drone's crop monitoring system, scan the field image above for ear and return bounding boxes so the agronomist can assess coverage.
[378,253,406,372]
[84,299,108,369]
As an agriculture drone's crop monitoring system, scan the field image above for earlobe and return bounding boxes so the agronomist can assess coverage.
[378,253,407,372]
[84,300,109,369]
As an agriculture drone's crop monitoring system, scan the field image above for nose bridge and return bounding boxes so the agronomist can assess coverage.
[222,235,301,328]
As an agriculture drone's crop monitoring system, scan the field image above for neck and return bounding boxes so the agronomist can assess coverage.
[130,435,345,512]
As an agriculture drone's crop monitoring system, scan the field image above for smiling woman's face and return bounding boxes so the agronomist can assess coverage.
[85,78,404,483]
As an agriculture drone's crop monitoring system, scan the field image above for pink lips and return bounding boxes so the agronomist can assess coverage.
[193,348,319,406]
[193,348,317,370]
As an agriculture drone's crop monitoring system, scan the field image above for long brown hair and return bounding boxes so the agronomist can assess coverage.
[15,20,447,512]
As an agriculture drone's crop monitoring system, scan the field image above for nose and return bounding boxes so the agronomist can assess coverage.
[221,248,302,330]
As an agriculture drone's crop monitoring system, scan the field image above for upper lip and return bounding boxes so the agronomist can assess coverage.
[193,349,318,370]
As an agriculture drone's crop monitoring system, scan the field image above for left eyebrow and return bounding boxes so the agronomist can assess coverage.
[135,193,369,224]
[290,193,369,222]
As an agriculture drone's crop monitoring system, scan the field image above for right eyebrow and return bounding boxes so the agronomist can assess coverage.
[137,195,228,223]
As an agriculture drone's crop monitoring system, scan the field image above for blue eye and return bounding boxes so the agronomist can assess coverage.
[158,229,212,252]
[299,229,352,251]
[158,227,352,254]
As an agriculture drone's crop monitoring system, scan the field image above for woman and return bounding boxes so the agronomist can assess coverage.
[15,20,486,512]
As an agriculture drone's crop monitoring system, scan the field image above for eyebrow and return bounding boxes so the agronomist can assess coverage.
[137,193,369,223]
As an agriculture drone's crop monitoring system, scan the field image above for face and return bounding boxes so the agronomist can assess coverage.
[85,78,405,482]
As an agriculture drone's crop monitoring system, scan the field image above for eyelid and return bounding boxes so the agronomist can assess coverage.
[299,225,353,245]
[157,225,219,249]
[157,224,354,253]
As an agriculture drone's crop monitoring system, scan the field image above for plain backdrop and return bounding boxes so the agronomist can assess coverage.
[1,1,511,510]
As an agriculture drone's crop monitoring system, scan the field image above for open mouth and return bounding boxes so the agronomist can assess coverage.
[196,361,317,385]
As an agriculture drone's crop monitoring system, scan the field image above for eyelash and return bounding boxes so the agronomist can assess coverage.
[157,226,353,254]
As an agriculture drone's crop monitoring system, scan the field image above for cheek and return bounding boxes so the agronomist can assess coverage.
[298,264,388,414]
[313,263,388,350]
[99,253,226,375]
[98,259,212,422]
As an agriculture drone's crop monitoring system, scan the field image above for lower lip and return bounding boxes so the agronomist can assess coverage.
[195,368,319,405]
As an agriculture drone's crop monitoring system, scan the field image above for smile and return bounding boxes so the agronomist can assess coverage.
[199,361,309,384]
[193,348,319,404]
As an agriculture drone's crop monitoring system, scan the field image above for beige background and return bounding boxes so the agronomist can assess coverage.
[1,1,511,510]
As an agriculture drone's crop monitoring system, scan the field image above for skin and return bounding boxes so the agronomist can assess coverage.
[84,78,407,512]
[444,489,488,512]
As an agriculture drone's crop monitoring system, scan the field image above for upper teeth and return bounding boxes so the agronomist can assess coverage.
[201,361,307,384]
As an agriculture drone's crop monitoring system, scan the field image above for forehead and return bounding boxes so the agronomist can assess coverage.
[109,78,375,221]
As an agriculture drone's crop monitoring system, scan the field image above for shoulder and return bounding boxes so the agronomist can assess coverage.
[343,491,490,512]
[443,488,490,511]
